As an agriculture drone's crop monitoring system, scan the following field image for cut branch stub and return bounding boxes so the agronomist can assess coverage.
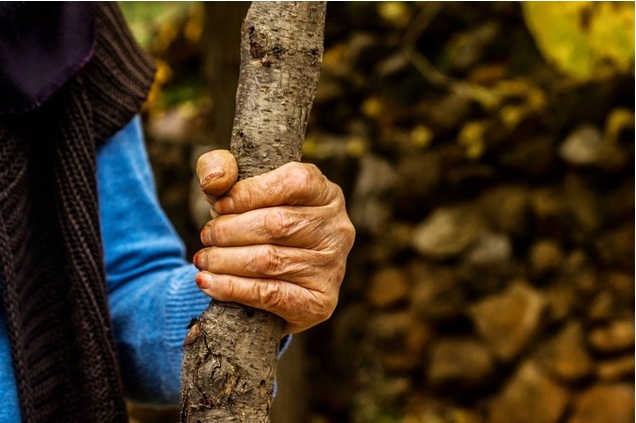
[180,2,326,423]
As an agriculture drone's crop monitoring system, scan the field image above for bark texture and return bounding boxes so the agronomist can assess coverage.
[180,3,326,422]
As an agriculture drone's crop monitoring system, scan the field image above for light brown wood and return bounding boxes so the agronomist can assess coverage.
[180,3,326,422]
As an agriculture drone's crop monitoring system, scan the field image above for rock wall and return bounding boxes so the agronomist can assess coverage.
[137,3,634,423]
[298,3,634,423]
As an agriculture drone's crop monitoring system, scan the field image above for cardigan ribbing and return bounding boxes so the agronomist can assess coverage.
[0,3,155,421]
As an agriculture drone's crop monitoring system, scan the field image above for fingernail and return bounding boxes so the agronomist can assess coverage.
[193,251,206,268]
[200,225,212,245]
[196,272,212,289]
[200,169,225,187]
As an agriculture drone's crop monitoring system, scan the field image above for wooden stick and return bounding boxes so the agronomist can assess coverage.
[180,3,326,422]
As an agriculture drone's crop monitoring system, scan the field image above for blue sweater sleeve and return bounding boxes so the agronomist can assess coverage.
[97,116,210,405]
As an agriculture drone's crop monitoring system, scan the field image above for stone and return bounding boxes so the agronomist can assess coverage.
[489,361,570,423]
[469,281,545,361]
[603,181,635,224]
[370,311,431,372]
[595,223,635,270]
[499,135,555,175]
[410,262,464,321]
[405,395,484,423]
[529,239,564,275]
[559,124,628,171]
[351,376,411,423]
[597,355,635,381]
[330,304,371,363]
[545,280,578,322]
[606,271,635,310]
[607,271,635,295]
[568,384,634,423]
[423,91,472,133]
[367,222,414,263]
[558,125,604,166]
[458,231,513,296]
[564,174,602,235]
[411,205,484,259]
[530,187,565,221]
[555,250,599,295]
[349,154,398,234]
[426,337,494,390]
[465,231,512,267]
[442,21,500,71]
[587,290,616,322]
[588,320,635,353]
[395,152,441,201]
[368,267,409,308]
[536,321,594,382]
[479,185,529,236]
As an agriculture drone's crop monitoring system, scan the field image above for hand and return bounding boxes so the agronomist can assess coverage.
[193,150,355,335]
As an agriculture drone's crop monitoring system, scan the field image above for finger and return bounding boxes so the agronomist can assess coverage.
[200,205,335,249]
[193,244,334,284]
[195,271,336,334]
[196,149,238,200]
[214,162,338,214]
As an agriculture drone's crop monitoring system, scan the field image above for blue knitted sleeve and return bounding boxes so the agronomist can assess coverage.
[97,116,210,405]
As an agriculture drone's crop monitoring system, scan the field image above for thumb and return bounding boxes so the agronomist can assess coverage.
[196,149,238,199]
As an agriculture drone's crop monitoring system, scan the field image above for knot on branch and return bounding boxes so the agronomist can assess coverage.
[248,26,286,67]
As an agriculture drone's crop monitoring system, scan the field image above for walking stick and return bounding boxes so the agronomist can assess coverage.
[180,2,327,422]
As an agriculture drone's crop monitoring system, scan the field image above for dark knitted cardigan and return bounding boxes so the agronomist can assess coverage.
[0,3,155,421]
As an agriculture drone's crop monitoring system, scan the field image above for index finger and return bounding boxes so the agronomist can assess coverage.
[214,162,337,214]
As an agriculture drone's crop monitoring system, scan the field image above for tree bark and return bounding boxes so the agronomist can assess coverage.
[180,3,326,423]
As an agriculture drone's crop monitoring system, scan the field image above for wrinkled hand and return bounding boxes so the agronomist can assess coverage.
[193,150,355,335]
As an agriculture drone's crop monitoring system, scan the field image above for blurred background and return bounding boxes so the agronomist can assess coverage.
[119,2,634,423]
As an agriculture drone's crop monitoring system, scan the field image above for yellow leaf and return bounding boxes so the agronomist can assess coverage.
[458,121,486,159]
[322,43,347,72]
[378,2,410,28]
[184,4,204,44]
[410,125,433,149]
[522,2,635,81]
[588,2,635,76]
[362,97,384,118]
[347,137,368,157]
[604,108,634,143]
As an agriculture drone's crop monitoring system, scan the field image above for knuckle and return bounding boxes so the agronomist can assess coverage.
[284,163,315,195]
[241,187,255,209]
[310,294,337,324]
[227,183,254,212]
[323,214,355,255]
[212,220,227,244]
[263,209,290,240]
[256,282,286,310]
[200,223,212,245]
[249,245,287,277]
[205,220,227,246]
[340,218,356,250]
[332,183,346,205]
[223,276,244,303]
[330,197,356,251]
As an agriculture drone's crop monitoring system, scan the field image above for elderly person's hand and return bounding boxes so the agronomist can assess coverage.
[192,150,355,335]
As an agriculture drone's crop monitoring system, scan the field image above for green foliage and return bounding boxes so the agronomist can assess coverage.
[119,2,206,117]
[522,1,635,81]
[119,1,194,49]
